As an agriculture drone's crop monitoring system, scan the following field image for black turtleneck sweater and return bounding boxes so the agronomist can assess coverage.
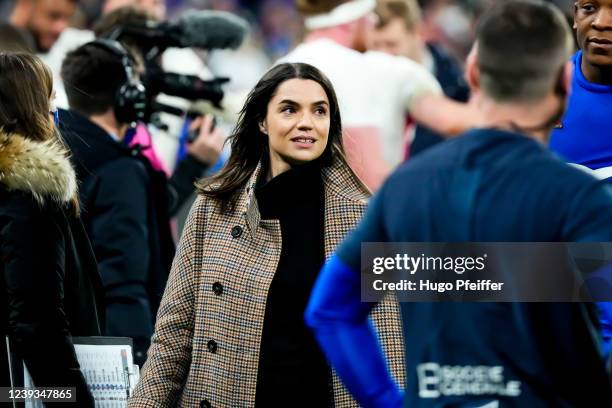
[254,162,331,407]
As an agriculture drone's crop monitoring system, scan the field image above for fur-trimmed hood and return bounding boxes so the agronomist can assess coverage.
[0,131,77,204]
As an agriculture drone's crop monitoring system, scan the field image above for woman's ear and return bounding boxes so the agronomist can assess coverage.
[259,120,268,135]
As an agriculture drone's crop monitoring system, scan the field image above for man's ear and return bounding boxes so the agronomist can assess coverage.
[465,43,480,94]
[259,119,268,135]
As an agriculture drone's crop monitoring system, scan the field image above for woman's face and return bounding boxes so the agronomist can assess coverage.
[260,78,330,177]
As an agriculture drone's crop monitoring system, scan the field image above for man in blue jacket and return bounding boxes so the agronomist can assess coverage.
[306,1,612,407]
[549,0,612,179]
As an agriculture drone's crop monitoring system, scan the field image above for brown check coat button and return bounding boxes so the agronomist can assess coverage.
[212,282,223,295]
[200,400,211,408]
[230,225,242,238]
[207,339,218,353]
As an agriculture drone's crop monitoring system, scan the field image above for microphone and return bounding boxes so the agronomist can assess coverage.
[109,10,249,51]
[178,10,249,50]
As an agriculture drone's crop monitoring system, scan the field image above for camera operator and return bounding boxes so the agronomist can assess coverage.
[99,3,250,176]
[59,40,224,366]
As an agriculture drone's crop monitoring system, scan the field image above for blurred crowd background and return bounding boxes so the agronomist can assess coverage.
[0,0,577,77]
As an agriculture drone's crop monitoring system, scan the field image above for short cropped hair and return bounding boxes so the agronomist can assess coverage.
[375,0,422,31]
[476,0,573,103]
[61,42,128,116]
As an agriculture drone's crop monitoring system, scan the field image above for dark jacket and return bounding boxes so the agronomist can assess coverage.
[59,109,175,366]
[0,130,102,407]
[410,43,470,157]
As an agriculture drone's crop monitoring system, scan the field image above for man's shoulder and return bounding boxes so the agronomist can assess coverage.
[392,128,600,184]
[96,156,150,182]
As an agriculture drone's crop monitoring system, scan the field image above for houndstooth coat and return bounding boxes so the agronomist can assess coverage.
[128,158,405,407]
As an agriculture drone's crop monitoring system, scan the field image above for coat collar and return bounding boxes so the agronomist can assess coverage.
[59,109,134,174]
[240,157,370,239]
[0,131,77,205]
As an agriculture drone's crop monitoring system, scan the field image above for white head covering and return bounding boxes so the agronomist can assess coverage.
[304,0,376,30]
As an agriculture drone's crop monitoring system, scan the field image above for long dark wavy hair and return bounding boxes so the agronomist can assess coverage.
[198,62,347,213]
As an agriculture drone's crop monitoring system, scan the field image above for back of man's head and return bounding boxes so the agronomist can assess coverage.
[476,0,573,103]
[61,42,127,117]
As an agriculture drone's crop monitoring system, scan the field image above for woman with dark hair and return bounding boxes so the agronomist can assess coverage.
[0,53,102,407]
[129,62,404,407]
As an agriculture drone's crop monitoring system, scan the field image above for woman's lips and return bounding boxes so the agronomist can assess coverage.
[290,136,316,146]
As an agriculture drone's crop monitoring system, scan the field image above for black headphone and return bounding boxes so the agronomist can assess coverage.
[86,39,147,124]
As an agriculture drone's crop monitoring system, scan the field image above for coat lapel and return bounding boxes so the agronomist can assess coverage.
[241,161,264,240]
[322,158,370,258]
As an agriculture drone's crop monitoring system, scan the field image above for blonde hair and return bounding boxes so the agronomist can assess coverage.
[375,0,422,31]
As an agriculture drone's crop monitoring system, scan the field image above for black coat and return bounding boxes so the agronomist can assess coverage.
[0,131,103,407]
[59,109,176,366]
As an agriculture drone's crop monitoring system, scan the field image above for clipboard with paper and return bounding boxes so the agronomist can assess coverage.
[6,336,139,408]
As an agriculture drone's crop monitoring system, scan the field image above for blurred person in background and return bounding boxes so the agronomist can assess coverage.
[306,1,612,407]
[549,0,612,351]
[129,62,405,408]
[203,0,274,98]
[417,0,485,64]
[100,1,222,175]
[59,40,224,366]
[258,0,304,60]
[0,22,35,52]
[103,0,167,19]
[92,7,225,210]
[93,5,246,234]
[549,0,612,179]
[9,0,77,53]
[8,0,85,109]
[0,52,101,407]
[369,0,469,157]
[280,0,476,191]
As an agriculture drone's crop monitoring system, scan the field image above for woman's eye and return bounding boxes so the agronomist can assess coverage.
[281,106,296,113]
[315,108,327,115]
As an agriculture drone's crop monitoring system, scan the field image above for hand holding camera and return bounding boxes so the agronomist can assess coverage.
[187,114,225,166]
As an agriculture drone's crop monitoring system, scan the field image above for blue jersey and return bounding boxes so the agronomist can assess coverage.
[550,51,612,174]
[333,128,612,407]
